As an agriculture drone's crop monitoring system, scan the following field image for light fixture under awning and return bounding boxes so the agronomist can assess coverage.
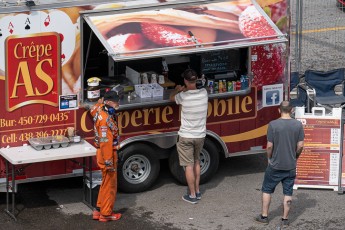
[83,0,287,62]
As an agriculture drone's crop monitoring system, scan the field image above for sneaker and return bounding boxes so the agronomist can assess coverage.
[92,209,100,220]
[254,214,269,225]
[196,192,202,200]
[99,213,122,222]
[182,194,198,204]
[281,218,289,226]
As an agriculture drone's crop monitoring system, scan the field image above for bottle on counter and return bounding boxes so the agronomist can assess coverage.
[209,82,214,94]
[222,80,227,92]
[87,77,101,102]
[151,74,157,84]
[227,81,233,92]
[214,81,219,93]
[232,81,237,91]
[158,75,165,84]
[218,80,223,93]
[236,80,242,91]
[162,58,169,79]
[141,73,149,84]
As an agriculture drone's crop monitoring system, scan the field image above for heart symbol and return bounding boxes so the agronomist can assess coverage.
[61,54,65,62]
[44,21,49,27]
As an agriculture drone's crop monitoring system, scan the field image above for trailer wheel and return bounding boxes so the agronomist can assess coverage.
[118,143,160,193]
[169,139,219,185]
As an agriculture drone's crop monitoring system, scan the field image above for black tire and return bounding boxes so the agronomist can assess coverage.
[118,143,160,193]
[169,139,220,185]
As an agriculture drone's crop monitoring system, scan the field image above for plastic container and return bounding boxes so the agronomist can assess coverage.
[134,83,163,98]
[29,136,70,151]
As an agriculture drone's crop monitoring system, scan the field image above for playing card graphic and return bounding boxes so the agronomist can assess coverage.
[40,11,76,65]
[8,21,14,34]
[44,15,50,27]
[0,10,76,74]
[25,17,31,30]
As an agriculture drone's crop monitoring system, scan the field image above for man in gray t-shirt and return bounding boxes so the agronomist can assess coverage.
[255,101,304,227]
[267,115,304,170]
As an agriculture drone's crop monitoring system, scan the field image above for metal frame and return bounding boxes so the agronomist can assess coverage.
[4,156,94,220]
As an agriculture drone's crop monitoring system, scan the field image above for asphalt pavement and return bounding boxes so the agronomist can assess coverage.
[1,153,345,230]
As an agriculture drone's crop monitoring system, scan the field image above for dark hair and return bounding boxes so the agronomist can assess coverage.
[104,90,119,102]
[181,69,198,82]
[280,101,292,113]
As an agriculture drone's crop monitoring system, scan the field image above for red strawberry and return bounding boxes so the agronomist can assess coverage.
[238,5,276,38]
[141,23,202,47]
[251,44,285,90]
[107,33,146,52]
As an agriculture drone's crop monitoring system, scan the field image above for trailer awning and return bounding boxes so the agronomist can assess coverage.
[82,0,287,61]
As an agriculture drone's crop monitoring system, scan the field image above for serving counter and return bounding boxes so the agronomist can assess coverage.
[84,87,252,110]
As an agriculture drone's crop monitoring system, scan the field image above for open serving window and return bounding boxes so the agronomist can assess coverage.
[80,0,288,109]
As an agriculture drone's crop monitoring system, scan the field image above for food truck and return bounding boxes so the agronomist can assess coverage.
[0,0,289,193]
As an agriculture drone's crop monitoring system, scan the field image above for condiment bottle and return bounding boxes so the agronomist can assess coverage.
[151,74,157,84]
[87,77,101,102]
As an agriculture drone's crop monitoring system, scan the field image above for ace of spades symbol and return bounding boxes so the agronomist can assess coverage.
[25,17,31,30]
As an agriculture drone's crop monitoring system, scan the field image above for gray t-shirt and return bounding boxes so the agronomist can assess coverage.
[267,118,304,170]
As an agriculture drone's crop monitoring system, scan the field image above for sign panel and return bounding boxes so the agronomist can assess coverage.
[59,94,78,111]
[294,107,342,191]
[5,32,61,111]
[262,83,283,107]
[201,50,239,74]
[341,126,345,192]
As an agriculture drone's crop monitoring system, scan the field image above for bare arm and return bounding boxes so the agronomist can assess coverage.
[266,141,273,159]
[296,141,304,159]
[169,85,185,102]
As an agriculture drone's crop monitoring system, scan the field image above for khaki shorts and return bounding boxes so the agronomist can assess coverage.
[176,136,205,166]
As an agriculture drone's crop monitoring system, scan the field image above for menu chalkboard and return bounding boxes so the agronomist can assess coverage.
[201,50,233,74]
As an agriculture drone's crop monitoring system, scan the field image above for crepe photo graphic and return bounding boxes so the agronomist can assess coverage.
[89,0,257,55]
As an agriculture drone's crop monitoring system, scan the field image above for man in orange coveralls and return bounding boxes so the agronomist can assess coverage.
[90,90,122,222]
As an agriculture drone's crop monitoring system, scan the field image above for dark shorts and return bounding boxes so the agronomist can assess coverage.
[261,165,296,196]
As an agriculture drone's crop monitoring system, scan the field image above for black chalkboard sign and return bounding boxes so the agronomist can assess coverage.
[201,50,239,74]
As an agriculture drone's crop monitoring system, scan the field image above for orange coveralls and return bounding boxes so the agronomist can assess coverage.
[90,103,120,216]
